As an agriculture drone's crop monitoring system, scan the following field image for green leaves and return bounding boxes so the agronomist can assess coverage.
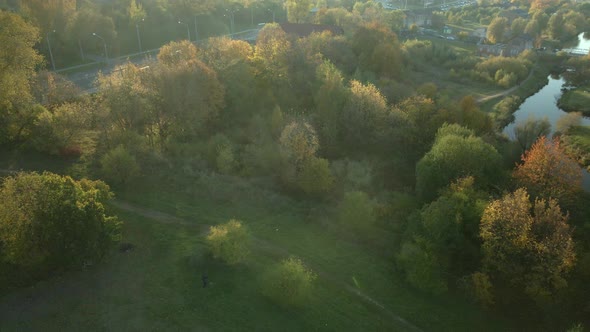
[0,172,121,277]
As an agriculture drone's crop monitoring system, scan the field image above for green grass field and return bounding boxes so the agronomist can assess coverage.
[559,88,590,116]
[0,162,515,331]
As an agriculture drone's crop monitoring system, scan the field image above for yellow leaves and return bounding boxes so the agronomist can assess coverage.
[279,120,319,164]
[514,136,583,203]
[480,188,575,301]
[206,219,250,265]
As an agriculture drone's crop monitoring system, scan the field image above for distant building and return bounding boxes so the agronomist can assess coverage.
[404,10,432,28]
[471,27,487,39]
[278,23,344,38]
[478,35,533,57]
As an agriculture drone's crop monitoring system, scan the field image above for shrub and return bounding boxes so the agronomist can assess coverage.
[337,191,376,234]
[262,257,317,306]
[206,219,250,265]
[100,145,140,186]
[297,157,334,195]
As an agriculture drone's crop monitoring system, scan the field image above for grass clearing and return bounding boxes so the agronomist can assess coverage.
[0,158,515,331]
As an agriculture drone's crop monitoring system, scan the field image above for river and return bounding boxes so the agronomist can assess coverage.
[503,33,590,191]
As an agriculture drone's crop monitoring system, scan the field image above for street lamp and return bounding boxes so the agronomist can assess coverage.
[92,32,108,62]
[178,20,191,41]
[225,9,239,34]
[135,18,144,53]
[267,8,275,23]
[46,30,56,71]
[194,16,199,41]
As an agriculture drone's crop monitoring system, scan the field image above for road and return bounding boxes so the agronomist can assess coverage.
[59,28,261,93]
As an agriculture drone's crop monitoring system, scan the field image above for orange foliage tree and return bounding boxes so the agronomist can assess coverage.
[480,188,575,303]
[514,136,582,203]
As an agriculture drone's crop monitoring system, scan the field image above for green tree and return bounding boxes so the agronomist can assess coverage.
[149,42,225,139]
[65,8,117,60]
[297,156,334,195]
[285,0,312,23]
[510,17,527,37]
[398,177,486,294]
[0,172,121,276]
[262,257,317,306]
[340,80,389,151]
[128,0,147,24]
[480,188,575,302]
[547,10,564,40]
[280,120,319,164]
[0,11,43,143]
[486,17,508,43]
[351,22,403,78]
[206,219,250,265]
[337,191,376,234]
[314,60,348,154]
[512,116,551,152]
[100,145,141,186]
[416,127,502,201]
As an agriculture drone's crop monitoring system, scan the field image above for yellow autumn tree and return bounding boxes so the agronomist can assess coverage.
[480,188,575,303]
[514,136,582,204]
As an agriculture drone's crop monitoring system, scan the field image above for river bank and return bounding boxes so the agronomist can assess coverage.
[561,125,590,172]
[558,87,590,116]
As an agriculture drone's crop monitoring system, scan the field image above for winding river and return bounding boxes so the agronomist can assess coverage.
[503,33,590,191]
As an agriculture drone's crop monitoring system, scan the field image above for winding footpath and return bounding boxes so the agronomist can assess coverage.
[476,64,536,104]
[110,200,424,332]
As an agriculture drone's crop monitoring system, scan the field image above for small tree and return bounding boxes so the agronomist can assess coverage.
[262,257,317,306]
[206,219,250,265]
[512,116,551,152]
[100,145,140,186]
[279,120,319,164]
[297,157,334,195]
[556,112,582,134]
[337,191,376,234]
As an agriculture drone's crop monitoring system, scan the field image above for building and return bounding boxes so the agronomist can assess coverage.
[477,35,534,57]
[471,27,487,39]
[404,10,432,28]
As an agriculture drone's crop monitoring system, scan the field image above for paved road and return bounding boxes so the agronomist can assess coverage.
[60,28,261,93]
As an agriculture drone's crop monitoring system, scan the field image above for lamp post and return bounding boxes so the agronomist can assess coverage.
[225,9,239,34]
[178,20,190,41]
[92,32,108,62]
[46,30,56,71]
[135,18,144,53]
[194,16,199,41]
[267,8,275,23]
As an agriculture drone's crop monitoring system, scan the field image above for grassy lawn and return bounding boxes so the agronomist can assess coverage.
[0,164,516,331]
[562,125,590,171]
[558,87,590,116]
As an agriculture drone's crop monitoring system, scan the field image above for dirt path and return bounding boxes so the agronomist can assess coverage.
[111,199,425,332]
[476,65,536,104]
